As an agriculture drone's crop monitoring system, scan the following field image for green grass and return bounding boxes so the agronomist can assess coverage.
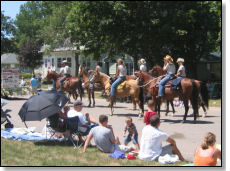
[209,99,221,107]
[1,138,188,166]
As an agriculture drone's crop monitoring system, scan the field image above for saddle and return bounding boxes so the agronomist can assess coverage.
[154,75,180,89]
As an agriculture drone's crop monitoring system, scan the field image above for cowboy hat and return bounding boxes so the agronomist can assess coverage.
[177,58,184,63]
[62,60,67,64]
[164,55,174,64]
[140,58,146,64]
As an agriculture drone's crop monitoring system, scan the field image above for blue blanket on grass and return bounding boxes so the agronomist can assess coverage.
[1,128,48,141]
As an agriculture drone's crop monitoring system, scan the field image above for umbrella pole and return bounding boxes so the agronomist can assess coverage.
[24,122,28,128]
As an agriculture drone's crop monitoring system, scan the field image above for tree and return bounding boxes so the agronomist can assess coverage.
[1,11,17,54]
[67,1,221,77]
[18,41,43,74]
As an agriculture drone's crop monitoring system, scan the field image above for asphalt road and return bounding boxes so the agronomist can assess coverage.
[1,95,222,163]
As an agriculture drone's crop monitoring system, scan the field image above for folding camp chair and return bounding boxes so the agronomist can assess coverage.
[46,113,67,140]
[67,116,89,149]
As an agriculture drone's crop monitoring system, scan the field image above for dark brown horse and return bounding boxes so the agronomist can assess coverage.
[78,66,104,107]
[46,71,83,101]
[135,71,209,123]
[149,65,208,117]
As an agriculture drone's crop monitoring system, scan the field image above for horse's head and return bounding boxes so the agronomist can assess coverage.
[135,70,145,83]
[90,70,100,83]
[46,71,56,81]
[149,64,164,77]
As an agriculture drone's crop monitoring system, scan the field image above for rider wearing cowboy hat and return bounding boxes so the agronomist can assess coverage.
[59,60,71,91]
[175,58,186,78]
[139,58,147,72]
[158,55,176,98]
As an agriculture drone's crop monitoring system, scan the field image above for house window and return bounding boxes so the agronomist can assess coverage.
[52,58,54,67]
[57,57,72,68]
[45,59,48,68]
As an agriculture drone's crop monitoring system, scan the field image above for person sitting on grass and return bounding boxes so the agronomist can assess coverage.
[138,115,185,161]
[194,132,221,166]
[82,115,135,153]
[67,100,99,141]
[144,100,157,125]
[123,116,140,151]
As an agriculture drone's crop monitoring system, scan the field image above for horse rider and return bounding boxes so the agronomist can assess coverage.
[59,60,71,91]
[139,58,147,72]
[95,61,102,72]
[110,58,127,99]
[157,55,176,98]
[175,58,186,78]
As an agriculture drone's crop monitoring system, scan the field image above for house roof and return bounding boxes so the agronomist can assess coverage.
[200,52,221,63]
[1,53,19,64]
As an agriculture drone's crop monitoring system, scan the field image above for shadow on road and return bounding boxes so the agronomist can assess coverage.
[162,119,214,124]
[5,97,29,100]
[92,105,127,109]
[112,113,140,117]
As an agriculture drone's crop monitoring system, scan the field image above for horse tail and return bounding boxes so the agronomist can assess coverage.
[191,79,199,119]
[200,81,209,109]
[139,86,144,113]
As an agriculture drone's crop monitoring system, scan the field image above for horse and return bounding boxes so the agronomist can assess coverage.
[90,70,144,117]
[78,66,104,107]
[148,65,175,116]
[149,65,208,117]
[46,71,83,101]
[135,71,209,123]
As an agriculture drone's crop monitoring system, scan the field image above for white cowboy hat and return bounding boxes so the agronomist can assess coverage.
[62,60,67,64]
[140,58,146,64]
[164,55,174,64]
[177,58,184,63]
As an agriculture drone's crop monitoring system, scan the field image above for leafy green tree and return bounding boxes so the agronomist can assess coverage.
[1,11,17,54]
[18,41,43,74]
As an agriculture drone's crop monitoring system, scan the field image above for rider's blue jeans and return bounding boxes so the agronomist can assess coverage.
[110,76,126,97]
[158,74,174,97]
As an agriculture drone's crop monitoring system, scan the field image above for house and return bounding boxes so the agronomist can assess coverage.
[197,52,221,82]
[39,46,135,78]
[1,53,32,73]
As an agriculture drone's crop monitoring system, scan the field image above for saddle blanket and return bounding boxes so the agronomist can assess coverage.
[117,81,126,90]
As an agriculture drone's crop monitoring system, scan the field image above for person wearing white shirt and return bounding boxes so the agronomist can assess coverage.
[176,58,186,78]
[59,60,71,91]
[139,58,147,72]
[138,115,185,161]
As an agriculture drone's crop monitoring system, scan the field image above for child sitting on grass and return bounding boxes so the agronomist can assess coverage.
[144,100,157,125]
[123,116,140,151]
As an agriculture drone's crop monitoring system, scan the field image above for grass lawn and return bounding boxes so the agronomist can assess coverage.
[1,138,188,166]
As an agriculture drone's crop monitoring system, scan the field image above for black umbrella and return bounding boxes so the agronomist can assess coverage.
[19,90,69,122]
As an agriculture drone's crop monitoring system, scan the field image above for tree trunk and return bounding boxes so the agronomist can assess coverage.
[75,52,79,76]
[133,56,138,71]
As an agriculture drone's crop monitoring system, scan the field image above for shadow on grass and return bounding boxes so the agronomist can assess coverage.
[162,118,214,124]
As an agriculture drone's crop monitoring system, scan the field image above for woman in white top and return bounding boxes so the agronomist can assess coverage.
[158,55,176,97]
[176,58,186,78]
[110,59,127,97]
[139,58,147,72]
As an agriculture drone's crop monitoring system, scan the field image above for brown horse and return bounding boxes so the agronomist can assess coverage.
[78,66,104,107]
[90,70,144,117]
[135,71,209,123]
[46,71,83,101]
[148,65,175,115]
[149,65,208,117]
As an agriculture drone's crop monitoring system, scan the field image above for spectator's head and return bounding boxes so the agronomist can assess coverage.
[22,77,24,80]
[99,115,108,125]
[125,116,132,126]
[201,132,216,150]
[33,74,36,78]
[147,100,155,110]
[73,100,83,112]
[150,115,160,128]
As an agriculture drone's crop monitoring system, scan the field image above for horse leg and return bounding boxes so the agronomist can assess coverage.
[165,100,169,116]
[87,89,91,107]
[170,100,175,116]
[110,98,114,116]
[92,90,95,107]
[132,97,136,110]
[201,103,207,118]
[182,100,189,123]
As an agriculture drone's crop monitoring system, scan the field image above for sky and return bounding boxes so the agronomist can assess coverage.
[1,1,27,19]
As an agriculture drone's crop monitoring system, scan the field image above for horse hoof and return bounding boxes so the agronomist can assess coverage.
[165,113,168,116]
[138,113,143,118]
[87,105,91,107]
[110,113,113,116]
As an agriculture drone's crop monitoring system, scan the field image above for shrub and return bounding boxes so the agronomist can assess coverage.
[19,72,32,79]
